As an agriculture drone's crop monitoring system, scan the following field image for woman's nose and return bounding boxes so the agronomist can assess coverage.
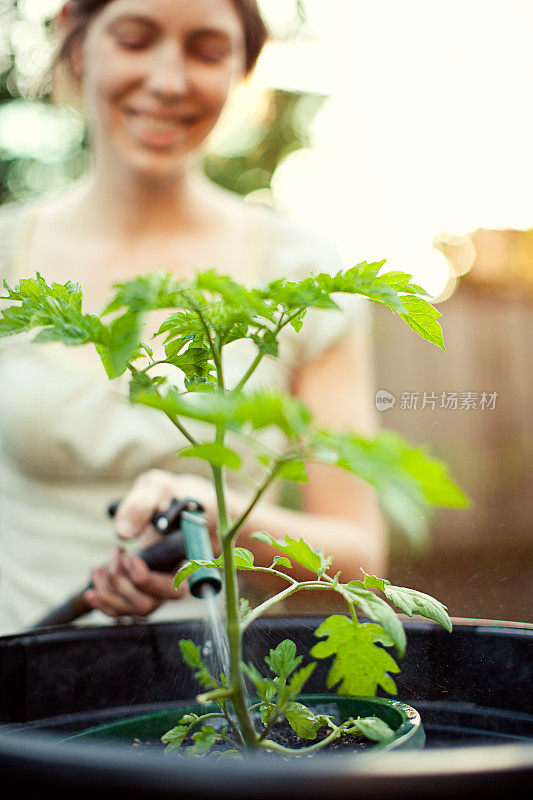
[145,43,189,100]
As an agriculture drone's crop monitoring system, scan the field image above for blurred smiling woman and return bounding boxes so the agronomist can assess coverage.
[0,0,385,632]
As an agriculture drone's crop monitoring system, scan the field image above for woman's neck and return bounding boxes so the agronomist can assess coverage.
[77,163,217,241]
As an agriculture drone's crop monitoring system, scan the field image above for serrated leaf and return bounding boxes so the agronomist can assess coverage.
[311,615,400,696]
[399,295,445,350]
[346,715,396,742]
[96,311,142,378]
[287,662,316,699]
[382,585,452,632]
[358,570,387,591]
[251,328,279,357]
[250,532,331,576]
[239,597,251,622]
[312,429,467,543]
[260,700,278,726]
[174,559,215,589]
[284,702,324,740]
[241,663,277,702]
[264,639,302,682]
[180,442,242,470]
[271,556,293,570]
[277,460,309,483]
[179,640,218,689]
[187,725,219,756]
[339,582,407,656]
[161,724,189,752]
[217,750,243,760]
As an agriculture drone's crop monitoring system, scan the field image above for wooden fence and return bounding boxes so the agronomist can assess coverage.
[373,284,533,623]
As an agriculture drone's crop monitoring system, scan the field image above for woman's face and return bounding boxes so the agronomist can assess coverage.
[76,0,246,184]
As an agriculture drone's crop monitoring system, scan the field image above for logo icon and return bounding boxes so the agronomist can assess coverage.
[375,389,396,411]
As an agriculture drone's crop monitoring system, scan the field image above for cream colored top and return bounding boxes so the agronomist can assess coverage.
[0,199,368,634]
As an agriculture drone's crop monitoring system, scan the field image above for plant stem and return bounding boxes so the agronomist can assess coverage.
[240,580,334,631]
[232,352,263,394]
[165,412,199,447]
[223,463,281,544]
[212,459,257,749]
[232,310,303,394]
[221,532,257,748]
[259,723,344,756]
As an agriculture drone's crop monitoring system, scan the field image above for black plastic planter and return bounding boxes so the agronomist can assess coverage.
[0,617,532,799]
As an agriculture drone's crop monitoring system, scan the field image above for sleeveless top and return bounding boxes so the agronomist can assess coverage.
[0,199,368,633]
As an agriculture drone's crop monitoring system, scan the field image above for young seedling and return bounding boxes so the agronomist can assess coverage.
[0,261,468,756]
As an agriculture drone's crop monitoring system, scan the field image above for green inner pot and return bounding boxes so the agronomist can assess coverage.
[66,695,425,752]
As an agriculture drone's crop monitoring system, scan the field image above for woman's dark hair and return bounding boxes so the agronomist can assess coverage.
[55,0,269,76]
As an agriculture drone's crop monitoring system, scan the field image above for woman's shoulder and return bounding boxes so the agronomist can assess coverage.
[250,203,342,282]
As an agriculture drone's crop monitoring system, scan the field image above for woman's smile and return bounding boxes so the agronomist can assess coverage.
[121,106,202,148]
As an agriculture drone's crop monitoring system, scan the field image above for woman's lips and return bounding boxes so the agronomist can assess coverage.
[122,108,201,147]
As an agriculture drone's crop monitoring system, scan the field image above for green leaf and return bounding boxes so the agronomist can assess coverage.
[250,532,331,576]
[103,272,182,314]
[251,328,279,357]
[399,295,444,350]
[180,442,242,470]
[358,570,387,591]
[284,702,325,740]
[96,312,142,378]
[178,640,218,689]
[134,387,312,440]
[338,582,407,656]
[174,559,215,589]
[217,750,243,760]
[277,461,309,483]
[311,615,400,696]
[260,701,278,727]
[165,344,213,377]
[187,725,220,756]
[239,597,251,623]
[271,556,293,570]
[241,663,277,702]
[382,585,452,632]
[346,715,396,742]
[264,639,302,682]
[312,429,467,542]
[161,724,189,752]
[287,662,316,698]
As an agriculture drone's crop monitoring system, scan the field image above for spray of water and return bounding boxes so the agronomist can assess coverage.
[198,583,257,730]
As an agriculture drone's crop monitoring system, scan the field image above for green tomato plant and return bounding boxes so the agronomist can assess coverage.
[0,262,467,756]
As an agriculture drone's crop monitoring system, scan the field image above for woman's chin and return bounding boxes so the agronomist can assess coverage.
[114,148,196,187]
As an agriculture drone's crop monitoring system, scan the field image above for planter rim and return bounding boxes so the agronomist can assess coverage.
[1,615,531,645]
[0,729,532,795]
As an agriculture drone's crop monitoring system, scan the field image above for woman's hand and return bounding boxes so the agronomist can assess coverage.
[83,470,221,620]
[112,470,218,541]
[84,547,187,619]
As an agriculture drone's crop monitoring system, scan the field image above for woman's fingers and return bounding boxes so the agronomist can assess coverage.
[84,550,186,618]
[122,553,184,600]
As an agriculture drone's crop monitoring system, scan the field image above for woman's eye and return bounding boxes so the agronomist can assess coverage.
[194,48,230,64]
[117,37,150,50]
[112,27,153,50]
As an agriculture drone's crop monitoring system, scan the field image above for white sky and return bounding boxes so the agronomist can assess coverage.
[258,0,533,296]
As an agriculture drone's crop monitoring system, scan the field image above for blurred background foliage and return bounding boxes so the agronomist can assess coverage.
[0,0,322,206]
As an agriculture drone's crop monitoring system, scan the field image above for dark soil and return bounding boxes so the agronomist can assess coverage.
[129,716,369,758]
